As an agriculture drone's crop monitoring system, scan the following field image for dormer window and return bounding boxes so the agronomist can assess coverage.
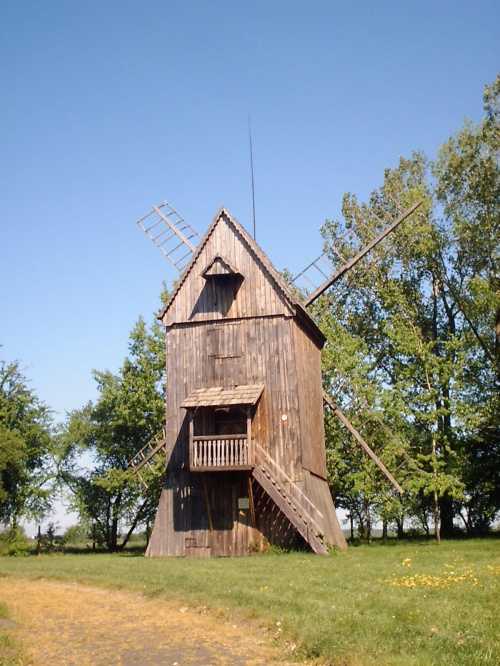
[201,255,244,314]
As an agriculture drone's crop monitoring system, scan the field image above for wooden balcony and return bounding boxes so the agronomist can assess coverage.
[190,435,254,471]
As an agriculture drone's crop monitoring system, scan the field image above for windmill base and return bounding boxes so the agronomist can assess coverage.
[145,470,347,557]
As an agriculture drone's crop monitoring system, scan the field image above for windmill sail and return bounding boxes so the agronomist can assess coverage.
[293,197,424,492]
[132,197,423,504]
[323,375,420,493]
[322,391,403,493]
[293,199,422,306]
[135,201,202,273]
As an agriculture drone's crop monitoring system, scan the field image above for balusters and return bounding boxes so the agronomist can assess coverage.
[191,435,249,468]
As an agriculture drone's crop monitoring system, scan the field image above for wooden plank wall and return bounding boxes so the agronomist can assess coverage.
[147,471,259,557]
[301,470,348,550]
[162,215,295,327]
[164,317,305,480]
[251,478,302,550]
[147,209,337,557]
[293,322,328,479]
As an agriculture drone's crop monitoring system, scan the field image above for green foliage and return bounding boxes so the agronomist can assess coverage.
[61,309,166,552]
[319,75,500,538]
[0,356,55,527]
[0,527,31,557]
[62,523,92,545]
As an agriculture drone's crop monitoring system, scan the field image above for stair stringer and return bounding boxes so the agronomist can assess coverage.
[252,463,329,556]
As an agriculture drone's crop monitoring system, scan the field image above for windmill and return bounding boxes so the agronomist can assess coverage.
[130,197,422,556]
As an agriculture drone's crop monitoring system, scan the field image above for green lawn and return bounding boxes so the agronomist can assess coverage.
[0,539,498,665]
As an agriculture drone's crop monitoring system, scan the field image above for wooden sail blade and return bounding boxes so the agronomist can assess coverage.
[135,200,202,273]
[129,427,167,489]
[323,390,405,494]
[301,200,422,307]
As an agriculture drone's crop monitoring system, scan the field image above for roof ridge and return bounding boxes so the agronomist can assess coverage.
[158,207,323,347]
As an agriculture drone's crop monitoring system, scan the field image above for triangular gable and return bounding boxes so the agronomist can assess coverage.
[158,207,325,346]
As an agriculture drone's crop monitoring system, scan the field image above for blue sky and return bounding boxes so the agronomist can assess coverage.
[1,1,499,423]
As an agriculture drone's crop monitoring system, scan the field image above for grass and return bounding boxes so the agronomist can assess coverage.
[0,539,498,665]
[0,601,23,666]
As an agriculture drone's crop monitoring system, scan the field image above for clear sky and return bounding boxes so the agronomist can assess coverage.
[1,1,499,424]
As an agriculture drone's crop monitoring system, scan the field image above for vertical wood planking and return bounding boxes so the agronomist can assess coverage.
[148,208,337,557]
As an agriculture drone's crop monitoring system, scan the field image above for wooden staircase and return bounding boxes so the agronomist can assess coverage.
[252,443,329,555]
[129,427,167,489]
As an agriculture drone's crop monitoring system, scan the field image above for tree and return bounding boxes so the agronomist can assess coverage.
[432,74,500,532]
[319,75,500,538]
[0,356,55,528]
[62,301,166,551]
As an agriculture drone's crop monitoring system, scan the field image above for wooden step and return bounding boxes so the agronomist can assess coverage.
[252,465,328,556]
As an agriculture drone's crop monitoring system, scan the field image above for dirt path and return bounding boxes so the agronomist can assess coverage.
[0,578,303,665]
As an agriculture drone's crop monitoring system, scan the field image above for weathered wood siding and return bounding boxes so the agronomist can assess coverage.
[162,212,295,327]
[147,207,340,557]
[163,316,310,481]
[302,470,347,549]
[292,321,328,479]
[146,471,258,557]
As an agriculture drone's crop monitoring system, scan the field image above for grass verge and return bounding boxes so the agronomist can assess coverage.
[0,601,24,666]
[0,539,498,665]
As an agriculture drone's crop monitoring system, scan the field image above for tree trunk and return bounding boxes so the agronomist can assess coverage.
[439,495,454,538]
[434,490,441,544]
[118,498,150,550]
[110,492,122,552]
[364,500,372,544]
[495,302,500,382]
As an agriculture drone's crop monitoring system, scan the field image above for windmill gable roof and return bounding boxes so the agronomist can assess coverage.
[158,207,325,346]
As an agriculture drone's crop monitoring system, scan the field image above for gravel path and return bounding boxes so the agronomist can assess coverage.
[0,577,303,665]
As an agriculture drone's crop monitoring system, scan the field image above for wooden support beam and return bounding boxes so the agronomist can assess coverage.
[202,474,214,533]
[248,476,257,530]
[303,200,423,306]
[152,205,197,252]
[323,391,404,494]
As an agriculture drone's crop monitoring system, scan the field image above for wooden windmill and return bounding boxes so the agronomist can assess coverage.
[130,198,422,556]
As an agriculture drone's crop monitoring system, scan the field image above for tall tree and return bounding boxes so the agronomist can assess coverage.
[319,75,500,538]
[0,356,55,528]
[62,304,166,551]
[432,74,500,533]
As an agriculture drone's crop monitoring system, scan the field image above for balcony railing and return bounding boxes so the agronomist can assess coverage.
[190,435,254,470]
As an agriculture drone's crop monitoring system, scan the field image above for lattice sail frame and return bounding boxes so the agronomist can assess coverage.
[135,201,202,273]
[292,198,423,308]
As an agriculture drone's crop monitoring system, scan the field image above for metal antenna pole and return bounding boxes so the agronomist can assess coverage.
[248,115,256,240]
